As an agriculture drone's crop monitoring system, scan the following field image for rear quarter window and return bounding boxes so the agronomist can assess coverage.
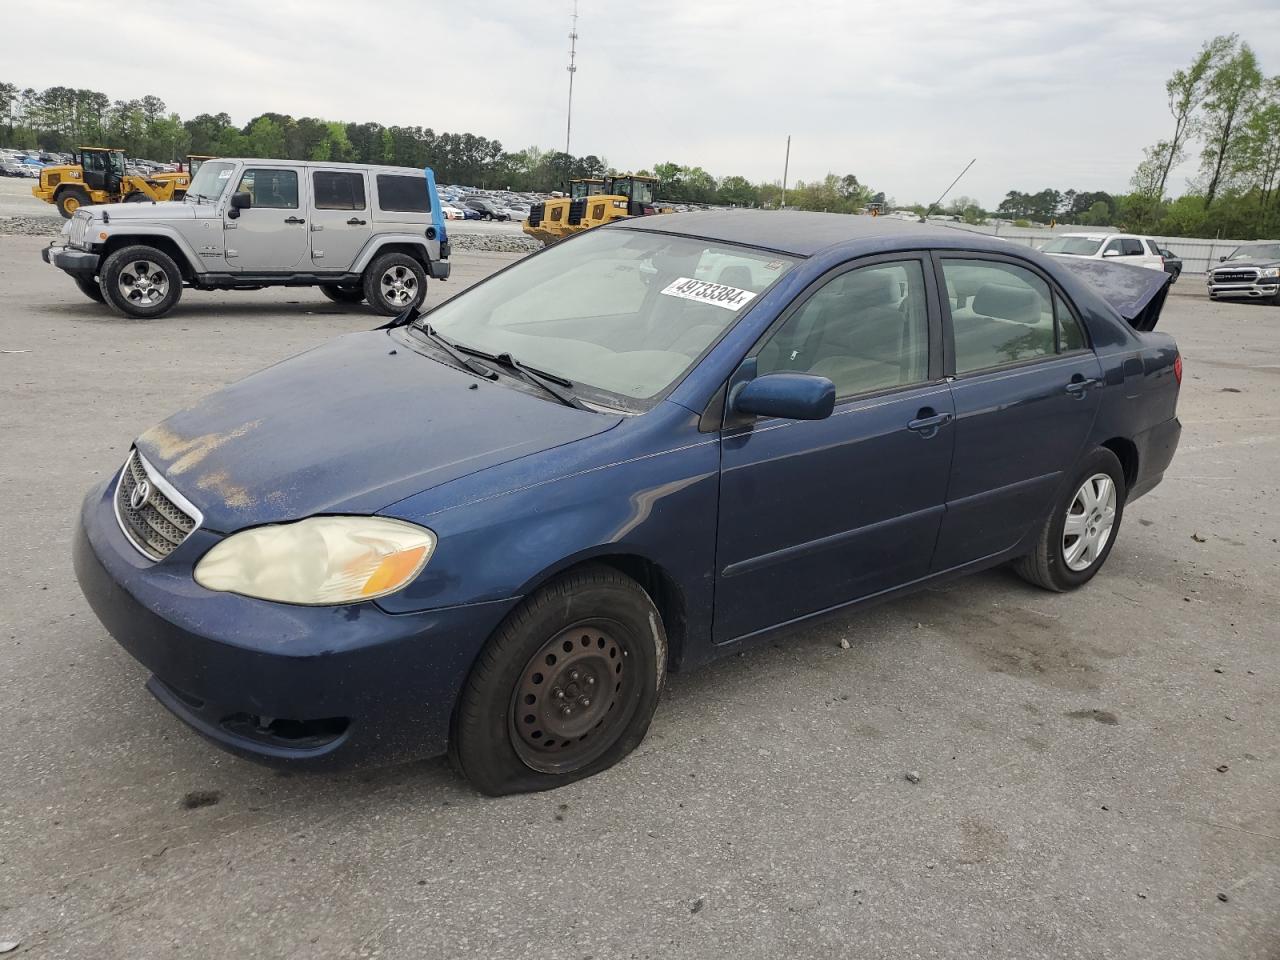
[376,174,431,213]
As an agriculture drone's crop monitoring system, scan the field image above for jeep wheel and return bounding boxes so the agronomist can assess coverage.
[363,252,427,316]
[99,245,183,319]
[74,276,106,303]
[56,188,90,218]
[319,284,366,305]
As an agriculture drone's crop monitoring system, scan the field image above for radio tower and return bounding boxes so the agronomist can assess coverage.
[565,0,579,158]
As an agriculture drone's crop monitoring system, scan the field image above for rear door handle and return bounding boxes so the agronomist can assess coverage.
[907,409,953,438]
[346,217,367,226]
[1065,377,1101,397]
[284,216,305,225]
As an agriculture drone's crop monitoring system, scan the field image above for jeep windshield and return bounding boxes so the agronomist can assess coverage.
[186,160,236,203]
[413,228,796,408]
[1226,243,1280,262]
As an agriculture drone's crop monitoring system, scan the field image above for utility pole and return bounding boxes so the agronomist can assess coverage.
[781,135,791,209]
[565,0,579,159]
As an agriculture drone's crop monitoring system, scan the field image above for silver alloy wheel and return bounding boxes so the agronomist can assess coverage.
[1062,473,1117,572]
[379,265,418,307]
[117,260,169,306]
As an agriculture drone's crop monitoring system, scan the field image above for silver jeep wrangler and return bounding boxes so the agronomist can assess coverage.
[41,158,451,319]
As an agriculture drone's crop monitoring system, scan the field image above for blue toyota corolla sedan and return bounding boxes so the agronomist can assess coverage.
[74,211,1182,794]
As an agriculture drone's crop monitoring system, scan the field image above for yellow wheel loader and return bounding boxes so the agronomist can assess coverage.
[32,148,199,218]
[523,175,666,244]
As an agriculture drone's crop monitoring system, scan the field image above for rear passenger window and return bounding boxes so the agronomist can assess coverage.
[313,171,366,210]
[1055,293,1087,352]
[1121,238,1143,256]
[755,261,930,398]
[376,174,431,213]
[237,168,298,209]
[942,260,1054,374]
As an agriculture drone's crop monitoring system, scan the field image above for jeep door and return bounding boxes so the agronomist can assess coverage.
[309,169,372,270]
[225,166,309,271]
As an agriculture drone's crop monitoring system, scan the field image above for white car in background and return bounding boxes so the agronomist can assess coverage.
[1040,233,1167,272]
[441,203,465,221]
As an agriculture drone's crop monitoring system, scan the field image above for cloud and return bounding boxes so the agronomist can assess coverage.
[6,0,1280,205]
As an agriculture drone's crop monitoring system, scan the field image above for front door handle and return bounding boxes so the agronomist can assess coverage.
[1064,377,1101,397]
[346,217,368,226]
[907,408,953,438]
[284,216,306,225]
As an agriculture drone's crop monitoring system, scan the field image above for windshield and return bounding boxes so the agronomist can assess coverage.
[1228,243,1280,261]
[186,160,235,201]
[419,228,796,404]
[1041,237,1103,256]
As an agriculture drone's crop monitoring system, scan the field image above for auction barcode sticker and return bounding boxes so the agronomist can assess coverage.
[660,277,757,311]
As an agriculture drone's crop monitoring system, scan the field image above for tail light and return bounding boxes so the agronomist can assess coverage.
[1174,352,1182,385]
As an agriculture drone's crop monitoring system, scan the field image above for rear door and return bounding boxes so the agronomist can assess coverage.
[309,169,371,270]
[224,166,309,271]
[931,255,1103,570]
[714,255,955,642]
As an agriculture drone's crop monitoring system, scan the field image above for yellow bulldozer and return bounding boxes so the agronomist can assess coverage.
[524,174,666,244]
[33,148,213,218]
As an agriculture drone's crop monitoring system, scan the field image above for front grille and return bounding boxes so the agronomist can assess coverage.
[528,202,544,226]
[1213,269,1258,284]
[114,449,199,560]
[567,198,587,225]
[67,211,90,248]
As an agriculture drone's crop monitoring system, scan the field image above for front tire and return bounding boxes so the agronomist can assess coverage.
[74,276,105,303]
[99,245,183,319]
[1014,448,1126,592]
[362,252,427,316]
[319,284,366,304]
[450,565,667,796]
[56,187,90,218]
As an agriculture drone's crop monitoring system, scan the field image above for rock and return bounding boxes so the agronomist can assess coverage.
[0,943,18,954]
[690,897,705,914]
[0,215,62,237]
[838,638,851,650]
[1216,764,1229,773]
[448,233,540,255]
[905,770,922,784]
[1191,533,1207,543]
[1217,892,1229,902]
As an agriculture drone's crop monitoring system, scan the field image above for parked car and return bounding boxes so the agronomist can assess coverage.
[461,206,483,220]
[73,212,1181,795]
[1041,233,1166,272]
[1205,241,1280,303]
[464,197,510,221]
[41,158,451,318]
[1159,248,1182,282]
[441,203,465,221]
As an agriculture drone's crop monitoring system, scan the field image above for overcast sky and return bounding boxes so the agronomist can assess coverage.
[9,0,1280,206]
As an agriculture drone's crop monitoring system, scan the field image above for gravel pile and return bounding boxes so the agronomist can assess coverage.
[449,232,541,255]
[0,216,62,238]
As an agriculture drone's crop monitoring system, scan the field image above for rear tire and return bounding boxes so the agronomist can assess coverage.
[74,276,105,303]
[450,565,666,796]
[319,284,366,304]
[1014,448,1126,592]
[362,252,427,316]
[56,188,90,218]
[99,245,183,319]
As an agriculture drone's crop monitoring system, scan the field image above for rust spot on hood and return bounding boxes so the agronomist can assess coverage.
[141,420,263,476]
[195,471,255,509]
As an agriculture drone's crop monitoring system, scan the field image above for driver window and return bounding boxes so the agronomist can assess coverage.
[755,261,930,398]
[237,169,299,209]
[1103,239,1124,256]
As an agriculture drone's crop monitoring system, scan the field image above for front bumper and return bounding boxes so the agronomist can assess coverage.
[1206,280,1278,299]
[42,242,99,279]
[73,479,518,767]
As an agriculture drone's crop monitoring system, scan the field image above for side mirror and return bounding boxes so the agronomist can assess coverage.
[1102,248,1121,257]
[732,373,835,422]
[228,191,251,218]
[1218,255,1228,262]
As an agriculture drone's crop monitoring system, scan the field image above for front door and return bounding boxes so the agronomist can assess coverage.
[309,169,372,270]
[931,255,1103,570]
[714,256,955,643]
[224,166,309,271]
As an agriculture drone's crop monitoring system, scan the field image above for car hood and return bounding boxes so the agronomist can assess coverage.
[86,201,202,220]
[134,331,621,532]
[1213,258,1280,270]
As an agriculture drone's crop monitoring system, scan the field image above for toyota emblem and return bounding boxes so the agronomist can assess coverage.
[130,479,152,511]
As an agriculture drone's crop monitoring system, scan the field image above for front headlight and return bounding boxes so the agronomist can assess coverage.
[194,516,435,605]
[1258,267,1279,279]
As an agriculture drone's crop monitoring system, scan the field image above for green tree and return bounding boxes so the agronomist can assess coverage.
[1200,39,1264,206]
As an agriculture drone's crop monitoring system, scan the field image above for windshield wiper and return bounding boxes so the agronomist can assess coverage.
[491,352,591,410]
[418,323,498,380]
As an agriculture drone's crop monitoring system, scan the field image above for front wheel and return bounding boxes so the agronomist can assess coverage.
[362,252,427,316]
[450,565,667,795]
[1013,447,1126,592]
[99,245,183,319]
[74,276,106,303]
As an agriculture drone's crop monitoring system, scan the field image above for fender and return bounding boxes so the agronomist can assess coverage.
[350,233,442,273]
[99,224,208,274]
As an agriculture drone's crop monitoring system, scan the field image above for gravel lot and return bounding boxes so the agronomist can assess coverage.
[0,232,1276,960]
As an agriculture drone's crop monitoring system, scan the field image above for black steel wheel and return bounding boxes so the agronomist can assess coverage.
[451,564,666,795]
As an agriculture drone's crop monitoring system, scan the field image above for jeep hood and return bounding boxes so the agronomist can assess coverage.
[85,201,201,220]
[134,331,621,532]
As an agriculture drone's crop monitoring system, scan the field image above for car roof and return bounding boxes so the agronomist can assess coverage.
[609,209,1003,257]
[211,158,427,177]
